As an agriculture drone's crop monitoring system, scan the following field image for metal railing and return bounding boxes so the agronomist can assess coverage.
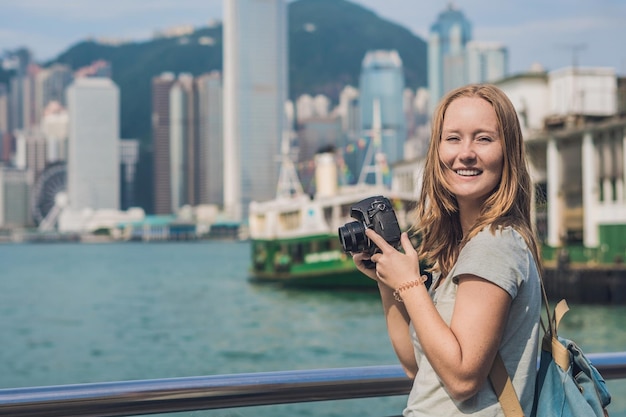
[1,352,625,417]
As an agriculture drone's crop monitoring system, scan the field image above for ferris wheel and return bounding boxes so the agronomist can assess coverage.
[31,161,67,229]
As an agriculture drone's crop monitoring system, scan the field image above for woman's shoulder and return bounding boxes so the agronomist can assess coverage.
[472,225,527,249]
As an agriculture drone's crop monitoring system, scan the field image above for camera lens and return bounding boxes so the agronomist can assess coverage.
[338,221,368,253]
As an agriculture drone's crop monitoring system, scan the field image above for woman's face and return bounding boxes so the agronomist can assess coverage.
[439,96,504,208]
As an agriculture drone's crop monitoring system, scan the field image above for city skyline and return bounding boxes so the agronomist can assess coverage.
[0,0,624,76]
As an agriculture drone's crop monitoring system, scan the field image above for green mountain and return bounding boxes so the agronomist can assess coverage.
[49,0,426,146]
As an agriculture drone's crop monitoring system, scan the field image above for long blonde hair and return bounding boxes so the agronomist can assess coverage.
[413,84,541,277]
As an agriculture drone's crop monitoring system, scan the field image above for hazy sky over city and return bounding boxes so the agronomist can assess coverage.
[0,0,624,75]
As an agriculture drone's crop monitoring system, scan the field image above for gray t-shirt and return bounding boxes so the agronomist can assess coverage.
[404,226,541,417]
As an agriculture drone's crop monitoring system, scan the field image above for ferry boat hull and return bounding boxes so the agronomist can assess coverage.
[249,233,376,289]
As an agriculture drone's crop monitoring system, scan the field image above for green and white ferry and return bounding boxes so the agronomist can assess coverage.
[248,125,418,288]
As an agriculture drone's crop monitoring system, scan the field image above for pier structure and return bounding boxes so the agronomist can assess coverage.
[497,66,626,265]
[527,116,626,262]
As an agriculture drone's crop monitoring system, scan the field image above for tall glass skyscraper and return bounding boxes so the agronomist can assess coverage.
[358,50,406,182]
[428,4,472,112]
[223,0,288,221]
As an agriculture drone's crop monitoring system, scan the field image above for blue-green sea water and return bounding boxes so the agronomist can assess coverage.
[1,241,625,417]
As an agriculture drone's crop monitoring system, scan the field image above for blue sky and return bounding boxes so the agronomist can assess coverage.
[0,0,624,75]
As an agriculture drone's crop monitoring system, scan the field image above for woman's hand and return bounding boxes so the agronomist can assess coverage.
[352,252,379,281]
[368,230,422,290]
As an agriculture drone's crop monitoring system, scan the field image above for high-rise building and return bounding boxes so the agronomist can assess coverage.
[466,41,508,84]
[35,63,73,124]
[223,0,288,221]
[6,48,32,132]
[0,166,30,227]
[169,73,199,212]
[358,50,406,181]
[66,77,120,211]
[0,84,8,159]
[120,139,140,210]
[196,71,224,206]
[152,73,176,214]
[428,4,472,112]
[40,101,69,163]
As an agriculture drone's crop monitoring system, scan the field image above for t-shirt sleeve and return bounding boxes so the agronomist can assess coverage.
[451,227,529,299]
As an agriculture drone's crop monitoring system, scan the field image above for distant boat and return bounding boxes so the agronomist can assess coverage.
[248,100,419,288]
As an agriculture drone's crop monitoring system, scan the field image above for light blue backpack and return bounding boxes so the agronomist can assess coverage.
[490,298,612,417]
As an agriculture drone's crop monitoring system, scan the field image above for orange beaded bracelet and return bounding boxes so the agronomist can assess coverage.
[393,275,428,302]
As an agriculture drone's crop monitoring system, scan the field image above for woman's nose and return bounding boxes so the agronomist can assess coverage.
[458,142,477,162]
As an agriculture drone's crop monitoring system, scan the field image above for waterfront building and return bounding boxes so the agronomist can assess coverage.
[152,73,176,215]
[466,41,508,84]
[223,0,288,221]
[358,49,406,182]
[14,130,46,182]
[497,66,625,263]
[120,139,140,210]
[428,4,472,113]
[65,77,120,212]
[0,166,30,227]
[196,71,224,207]
[496,64,549,138]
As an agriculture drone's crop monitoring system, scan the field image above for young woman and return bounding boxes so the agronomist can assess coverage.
[353,84,542,416]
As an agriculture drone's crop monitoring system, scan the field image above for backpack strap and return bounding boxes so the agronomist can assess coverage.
[548,299,571,371]
[489,353,525,417]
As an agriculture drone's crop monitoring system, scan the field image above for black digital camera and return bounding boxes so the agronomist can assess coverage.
[338,196,402,257]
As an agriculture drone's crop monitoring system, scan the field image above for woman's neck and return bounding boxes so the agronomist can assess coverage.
[457,200,482,238]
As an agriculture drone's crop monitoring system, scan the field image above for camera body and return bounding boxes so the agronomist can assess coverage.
[338,196,402,256]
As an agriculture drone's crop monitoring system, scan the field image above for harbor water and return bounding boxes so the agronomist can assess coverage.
[1,241,625,417]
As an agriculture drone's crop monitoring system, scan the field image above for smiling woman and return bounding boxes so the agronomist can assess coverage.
[351,84,542,417]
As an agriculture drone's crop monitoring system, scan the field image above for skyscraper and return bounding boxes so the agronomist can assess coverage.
[35,63,73,127]
[223,0,288,221]
[120,139,139,210]
[169,73,198,212]
[428,4,472,112]
[152,73,176,215]
[358,50,406,181]
[66,77,120,211]
[196,71,224,207]
[466,41,508,84]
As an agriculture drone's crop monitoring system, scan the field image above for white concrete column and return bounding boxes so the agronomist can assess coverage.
[582,132,598,247]
[621,129,626,202]
[547,138,562,247]
[601,138,613,202]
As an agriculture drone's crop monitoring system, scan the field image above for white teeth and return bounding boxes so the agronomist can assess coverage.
[456,169,480,176]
